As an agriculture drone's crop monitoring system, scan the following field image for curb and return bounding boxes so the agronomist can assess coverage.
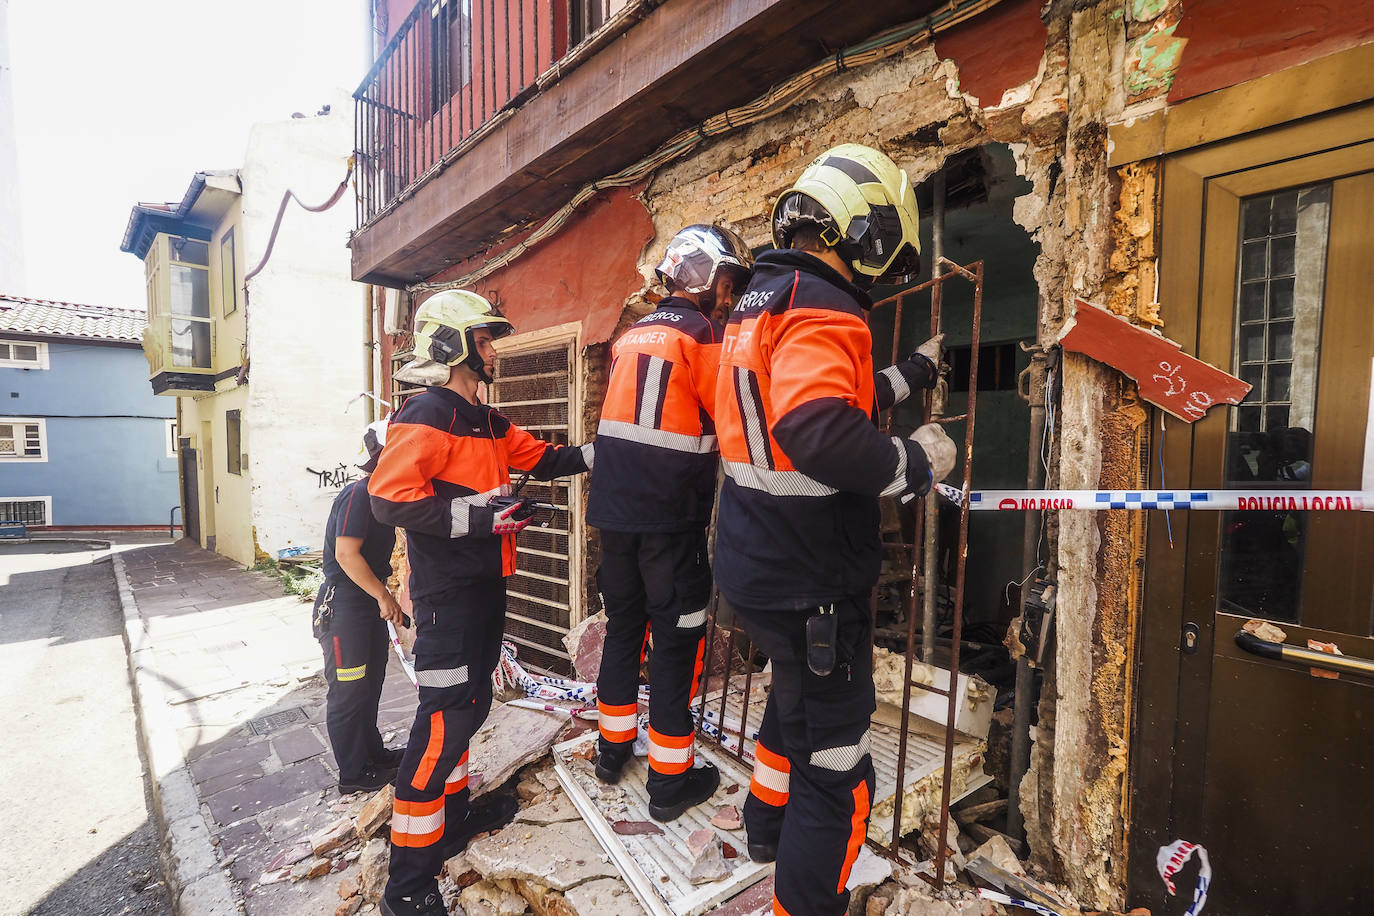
[113,550,244,916]
[2,536,113,548]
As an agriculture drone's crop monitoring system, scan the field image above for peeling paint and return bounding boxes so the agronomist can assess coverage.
[1123,20,1187,100]
[1128,0,1171,22]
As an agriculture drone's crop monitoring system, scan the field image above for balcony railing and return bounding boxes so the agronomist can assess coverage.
[355,1,628,228]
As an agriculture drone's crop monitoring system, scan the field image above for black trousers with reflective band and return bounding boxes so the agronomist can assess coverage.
[594,527,711,795]
[736,596,876,916]
[318,583,390,782]
[386,577,505,902]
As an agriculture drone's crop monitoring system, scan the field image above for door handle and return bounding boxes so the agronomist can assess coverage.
[1234,630,1374,678]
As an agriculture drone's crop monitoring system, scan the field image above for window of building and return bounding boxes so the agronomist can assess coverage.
[165,419,179,457]
[145,233,213,372]
[226,409,242,475]
[0,417,46,461]
[0,339,49,370]
[220,229,238,317]
[0,496,51,525]
[430,0,473,115]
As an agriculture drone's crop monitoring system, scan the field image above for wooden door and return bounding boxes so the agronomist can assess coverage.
[180,445,200,543]
[1131,110,1374,914]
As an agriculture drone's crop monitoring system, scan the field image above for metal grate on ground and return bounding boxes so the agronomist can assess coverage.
[693,675,990,846]
[553,733,771,916]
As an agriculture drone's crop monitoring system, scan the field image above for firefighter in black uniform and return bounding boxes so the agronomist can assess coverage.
[715,143,957,916]
[313,419,403,794]
[369,291,593,916]
[588,225,754,821]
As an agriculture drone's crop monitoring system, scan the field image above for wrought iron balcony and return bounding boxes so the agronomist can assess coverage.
[355,1,615,227]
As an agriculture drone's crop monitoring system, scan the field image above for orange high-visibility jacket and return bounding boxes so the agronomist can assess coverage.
[369,386,590,605]
[587,297,724,532]
[714,250,934,609]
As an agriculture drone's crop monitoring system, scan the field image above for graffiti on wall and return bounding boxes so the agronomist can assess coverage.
[306,463,360,490]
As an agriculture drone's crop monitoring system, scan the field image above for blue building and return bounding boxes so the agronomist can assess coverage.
[1,294,178,527]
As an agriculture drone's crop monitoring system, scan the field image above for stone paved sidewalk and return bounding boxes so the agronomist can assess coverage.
[120,538,417,915]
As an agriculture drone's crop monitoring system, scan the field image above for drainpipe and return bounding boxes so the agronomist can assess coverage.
[921,171,946,663]
[1006,342,1049,841]
[364,285,376,423]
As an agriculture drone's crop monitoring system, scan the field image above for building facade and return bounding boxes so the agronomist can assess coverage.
[349,2,1374,911]
[122,102,366,567]
[0,295,177,527]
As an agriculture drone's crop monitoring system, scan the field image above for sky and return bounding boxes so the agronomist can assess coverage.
[7,0,371,309]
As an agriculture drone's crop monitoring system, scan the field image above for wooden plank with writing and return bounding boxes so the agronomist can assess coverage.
[1059,299,1251,422]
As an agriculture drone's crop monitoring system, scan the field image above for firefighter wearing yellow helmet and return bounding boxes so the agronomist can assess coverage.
[370,288,593,916]
[411,289,514,384]
[714,143,955,916]
[772,141,923,288]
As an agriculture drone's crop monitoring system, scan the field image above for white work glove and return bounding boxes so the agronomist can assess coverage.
[910,423,957,482]
[914,333,944,365]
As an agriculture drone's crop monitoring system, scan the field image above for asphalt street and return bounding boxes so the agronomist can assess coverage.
[0,540,171,916]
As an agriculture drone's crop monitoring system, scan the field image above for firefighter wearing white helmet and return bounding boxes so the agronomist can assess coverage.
[370,289,593,916]
[714,143,956,916]
[586,224,753,822]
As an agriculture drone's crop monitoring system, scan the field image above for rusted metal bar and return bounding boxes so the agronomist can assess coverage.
[715,621,736,747]
[921,172,946,665]
[695,589,720,734]
[931,258,983,892]
[735,640,755,761]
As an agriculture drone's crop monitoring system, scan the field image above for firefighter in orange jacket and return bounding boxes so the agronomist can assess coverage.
[715,144,957,916]
[369,291,593,916]
[588,225,754,820]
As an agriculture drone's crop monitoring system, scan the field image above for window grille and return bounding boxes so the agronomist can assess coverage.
[488,333,583,675]
[0,497,50,525]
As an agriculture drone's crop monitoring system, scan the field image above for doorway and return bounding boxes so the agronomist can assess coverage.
[1130,106,1374,914]
[179,442,200,543]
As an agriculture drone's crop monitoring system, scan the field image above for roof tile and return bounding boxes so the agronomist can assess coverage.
[0,294,145,343]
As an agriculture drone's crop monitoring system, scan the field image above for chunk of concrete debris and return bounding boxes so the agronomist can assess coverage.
[563,611,608,682]
[612,819,664,836]
[469,702,568,798]
[334,897,363,916]
[466,819,620,891]
[267,840,315,872]
[687,829,731,885]
[358,838,390,902]
[844,846,894,894]
[312,815,357,857]
[355,786,393,839]
[337,874,360,899]
[445,852,483,888]
[710,805,742,830]
[565,877,649,916]
[515,793,581,826]
[461,879,531,916]
[293,857,331,880]
[969,835,1022,877]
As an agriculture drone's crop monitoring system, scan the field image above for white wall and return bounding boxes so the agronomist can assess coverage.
[0,0,25,292]
[240,93,366,557]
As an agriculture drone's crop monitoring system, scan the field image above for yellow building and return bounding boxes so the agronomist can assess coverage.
[122,104,363,567]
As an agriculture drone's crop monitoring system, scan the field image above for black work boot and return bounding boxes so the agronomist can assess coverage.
[338,763,398,795]
[440,793,520,859]
[372,745,407,769]
[380,890,446,916]
[595,743,633,784]
[648,762,720,822]
[747,839,778,863]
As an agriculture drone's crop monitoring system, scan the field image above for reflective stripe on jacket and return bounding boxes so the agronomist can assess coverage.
[587,298,724,532]
[714,250,933,608]
[368,386,589,600]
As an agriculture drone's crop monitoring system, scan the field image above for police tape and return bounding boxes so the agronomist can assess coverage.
[386,620,418,687]
[975,890,1065,916]
[932,482,1372,512]
[495,641,598,703]
[1157,840,1211,915]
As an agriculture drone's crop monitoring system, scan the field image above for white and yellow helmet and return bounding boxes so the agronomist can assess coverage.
[412,290,513,380]
[771,143,922,287]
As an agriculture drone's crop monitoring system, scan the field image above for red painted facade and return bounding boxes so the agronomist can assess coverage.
[424,186,654,345]
[934,0,1046,107]
[1169,0,1374,102]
